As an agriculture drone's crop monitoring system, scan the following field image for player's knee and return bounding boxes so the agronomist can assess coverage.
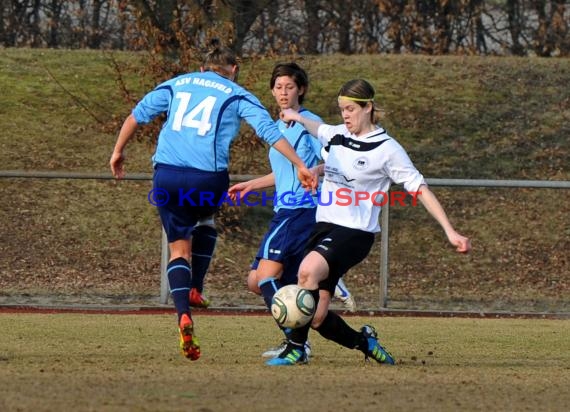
[297,268,314,288]
[247,270,261,294]
[195,215,216,228]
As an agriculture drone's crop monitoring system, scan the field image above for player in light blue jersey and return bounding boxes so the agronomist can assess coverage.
[228,63,356,359]
[110,41,315,361]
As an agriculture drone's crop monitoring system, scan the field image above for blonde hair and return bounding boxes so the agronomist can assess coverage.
[202,38,239,75]
[337,79,381,122]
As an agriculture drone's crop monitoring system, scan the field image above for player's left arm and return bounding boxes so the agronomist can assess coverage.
[228,173,276,201]
[416,184,471,253]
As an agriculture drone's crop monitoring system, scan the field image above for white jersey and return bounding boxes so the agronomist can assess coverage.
[316,124,425,233]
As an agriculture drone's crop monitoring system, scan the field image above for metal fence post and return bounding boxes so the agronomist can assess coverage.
[379,202,390,308]
[160,228,169,304]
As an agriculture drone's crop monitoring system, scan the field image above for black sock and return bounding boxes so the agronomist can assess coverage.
[167,257,192,321]
[288,288,320,348]
[315,310,365,350]
[191,225,217,292]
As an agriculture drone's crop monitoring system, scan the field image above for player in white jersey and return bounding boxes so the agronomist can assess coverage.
[110,40,315,361]
[267,79,471,366]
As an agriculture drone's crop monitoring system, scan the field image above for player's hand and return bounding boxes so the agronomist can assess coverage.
[448,231,471,253]
[227,182,256,202]
[110,151,125,179]
[297,166,317,193]
[280,108,299,127]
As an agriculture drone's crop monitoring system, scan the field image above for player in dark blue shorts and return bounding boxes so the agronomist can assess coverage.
[110,42,314,361]
[229,63,356,358]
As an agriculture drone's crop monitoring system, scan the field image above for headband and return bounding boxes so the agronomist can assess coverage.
[338,95,374,102]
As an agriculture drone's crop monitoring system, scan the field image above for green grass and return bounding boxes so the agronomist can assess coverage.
[0,314,568,411]
[0,49,569,312]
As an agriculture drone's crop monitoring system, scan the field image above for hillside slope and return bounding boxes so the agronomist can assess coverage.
[0,49,568,311]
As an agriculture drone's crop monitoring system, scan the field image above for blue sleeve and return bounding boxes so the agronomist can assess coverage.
[303,112,323,160]
[132,85,173,125]
[308,134,323,160]
[236,90,282,145]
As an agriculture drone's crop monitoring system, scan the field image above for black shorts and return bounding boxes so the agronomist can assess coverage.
[305,222,375,294]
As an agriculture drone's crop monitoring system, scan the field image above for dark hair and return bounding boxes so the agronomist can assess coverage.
[270,62,309,104]
[202,38,238,71]
[337,79,378,122]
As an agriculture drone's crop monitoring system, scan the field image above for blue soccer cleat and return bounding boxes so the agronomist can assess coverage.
[360,325,395,365]
[265,343,308,366]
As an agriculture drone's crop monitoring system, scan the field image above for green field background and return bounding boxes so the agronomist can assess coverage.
[0,314,568,411]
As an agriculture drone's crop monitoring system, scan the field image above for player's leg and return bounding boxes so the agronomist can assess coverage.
[250,208,292,335]
[167,239,200,361]
[314,310,394,364]
[311,225,393,364]
[268,223,395,365]
[155,165,228,361]
[154,164,200,360]
[189,216,217,308]
[247,269,261,295]
[252,260,289,357]
[313,277,393,364]
[259,208,316,358]
[266,250,328,366]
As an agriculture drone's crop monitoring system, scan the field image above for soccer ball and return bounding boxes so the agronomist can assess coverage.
[271,284,315,329]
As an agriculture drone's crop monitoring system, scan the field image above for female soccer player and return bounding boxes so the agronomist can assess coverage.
[109,41,314,361]
[267,79,471,366]
[228,63,356,358]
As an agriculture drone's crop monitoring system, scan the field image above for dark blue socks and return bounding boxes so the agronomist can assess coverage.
[258,277,282,309]
[191,225,217,292]
[167,257,192,321]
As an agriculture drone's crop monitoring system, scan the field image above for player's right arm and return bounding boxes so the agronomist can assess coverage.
[110,85,171,179]
[280,108,323,138]
[110,113,139,179]
[236,92,315,191]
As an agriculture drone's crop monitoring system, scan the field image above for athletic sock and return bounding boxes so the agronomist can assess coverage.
[259,277,291,337]
[167,257,192,321]
[315,310,362,349]
[288,288,320,348]
[258,277,282,309]
[191,225,217,292]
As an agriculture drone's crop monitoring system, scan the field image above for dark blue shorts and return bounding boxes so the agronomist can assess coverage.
[251,207,316,285]
[153,164,229,242]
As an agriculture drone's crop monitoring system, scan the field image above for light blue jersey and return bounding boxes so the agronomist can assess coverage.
[269,108,322,210]
[132,71,283,171]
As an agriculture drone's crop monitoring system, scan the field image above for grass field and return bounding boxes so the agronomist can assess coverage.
[0,313,568,411]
